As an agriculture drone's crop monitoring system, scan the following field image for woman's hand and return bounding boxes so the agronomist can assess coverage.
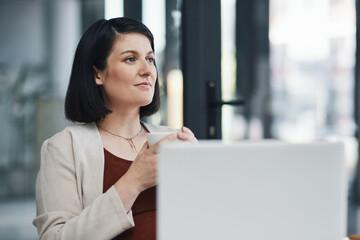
[177,126,198,143]
[114,133,177,212]
[114,127,197,212]
[127,133,177,191]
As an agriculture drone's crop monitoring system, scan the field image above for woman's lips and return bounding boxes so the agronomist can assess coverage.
[135,82,151,88]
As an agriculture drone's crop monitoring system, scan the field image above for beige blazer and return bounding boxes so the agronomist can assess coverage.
[33,122,177,240]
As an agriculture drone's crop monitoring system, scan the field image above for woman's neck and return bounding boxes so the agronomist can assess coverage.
[97,107,142,138]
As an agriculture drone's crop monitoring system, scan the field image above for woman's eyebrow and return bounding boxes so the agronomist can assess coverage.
[120,50,138,55]
[119,50,154,55]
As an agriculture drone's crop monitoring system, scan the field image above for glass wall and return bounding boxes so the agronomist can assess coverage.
[269,0,357,175]
[145,0,183,129]
[221,0,237,140]
[221,0,357,174]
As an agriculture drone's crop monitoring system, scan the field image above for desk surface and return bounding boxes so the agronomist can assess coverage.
[350,236,360,240]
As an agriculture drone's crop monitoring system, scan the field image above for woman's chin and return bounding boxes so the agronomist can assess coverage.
[136,97,153,107]
[140,100,153,107]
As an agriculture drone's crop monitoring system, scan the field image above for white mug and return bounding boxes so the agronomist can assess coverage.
[147,132,179,146]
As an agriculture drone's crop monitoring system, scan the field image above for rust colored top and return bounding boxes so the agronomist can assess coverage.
[103,148,156,240]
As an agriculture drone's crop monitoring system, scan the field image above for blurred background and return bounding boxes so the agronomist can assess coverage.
[0,0,359,239]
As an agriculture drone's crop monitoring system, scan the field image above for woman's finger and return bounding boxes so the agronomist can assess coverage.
[177,131,198,143]
[181,126,195,136]
[147,133,178,154]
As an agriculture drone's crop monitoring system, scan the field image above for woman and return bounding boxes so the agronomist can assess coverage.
[33,17,197,240]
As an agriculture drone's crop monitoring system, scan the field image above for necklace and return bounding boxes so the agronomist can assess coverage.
[98,124,143,152]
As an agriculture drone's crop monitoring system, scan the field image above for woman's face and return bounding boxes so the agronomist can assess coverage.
[95,32,157,110]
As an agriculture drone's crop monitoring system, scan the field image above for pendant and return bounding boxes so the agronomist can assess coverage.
[127,139,138,153]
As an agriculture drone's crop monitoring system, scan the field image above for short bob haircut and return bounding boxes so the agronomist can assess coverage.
[65,17,160,123]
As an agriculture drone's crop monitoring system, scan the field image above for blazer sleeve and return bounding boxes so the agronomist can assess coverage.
[33,131,135,240]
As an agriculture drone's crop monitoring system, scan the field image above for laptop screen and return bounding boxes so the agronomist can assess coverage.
[157,140,347,240]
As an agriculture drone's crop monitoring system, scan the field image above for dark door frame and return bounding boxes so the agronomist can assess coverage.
[182,0,222,139]
[181,0,270,139]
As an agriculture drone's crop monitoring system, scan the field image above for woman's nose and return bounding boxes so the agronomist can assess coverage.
[139,59,153,76]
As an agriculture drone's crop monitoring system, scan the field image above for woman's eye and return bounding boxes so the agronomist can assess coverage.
[125,57,136,63]
[147,57,155,63]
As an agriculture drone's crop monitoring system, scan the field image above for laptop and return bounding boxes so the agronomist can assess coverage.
[157,140,347,240]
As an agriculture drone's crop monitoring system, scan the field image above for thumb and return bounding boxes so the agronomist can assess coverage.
[148,133,177,154]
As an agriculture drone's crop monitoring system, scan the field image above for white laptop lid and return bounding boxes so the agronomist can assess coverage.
[157,140,347,240]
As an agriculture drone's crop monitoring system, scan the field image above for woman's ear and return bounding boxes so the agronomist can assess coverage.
[93,67,104,85]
